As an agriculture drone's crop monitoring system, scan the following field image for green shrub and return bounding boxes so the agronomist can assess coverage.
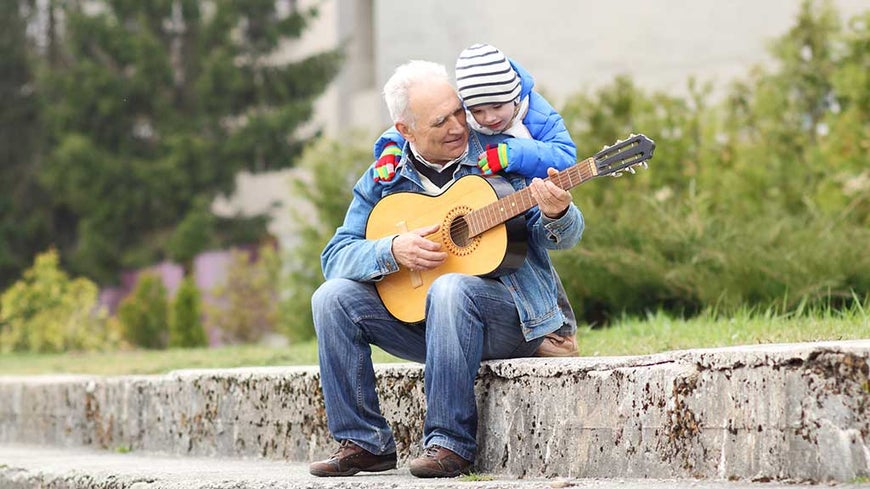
[208,245,279,344]
[117,272,168,349]
[169,275,207,348]
[0,249,116,353]
[556,190,870,325]
[552,1,870,323]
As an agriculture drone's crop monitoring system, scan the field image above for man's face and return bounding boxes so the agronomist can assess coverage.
[397,80,468,164]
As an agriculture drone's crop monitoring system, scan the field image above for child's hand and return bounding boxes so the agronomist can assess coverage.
[477,143,509,175]
[373,142,402,182]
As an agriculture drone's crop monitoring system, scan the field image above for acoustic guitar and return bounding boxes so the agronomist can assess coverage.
[365,134,656,323]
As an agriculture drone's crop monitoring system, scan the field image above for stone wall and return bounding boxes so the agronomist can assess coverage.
[0,341,868,482]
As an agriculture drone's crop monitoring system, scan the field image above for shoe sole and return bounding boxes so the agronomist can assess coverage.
[309,461,397,477]
[409,466,470,478]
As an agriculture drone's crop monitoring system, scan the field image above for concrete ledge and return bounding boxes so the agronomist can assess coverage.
[0,340,868,482]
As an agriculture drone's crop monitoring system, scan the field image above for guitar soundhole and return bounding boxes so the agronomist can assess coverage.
[443,207,479,256]
[451,219,470,247]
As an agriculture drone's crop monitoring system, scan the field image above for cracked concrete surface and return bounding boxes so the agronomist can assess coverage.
[1,444,863,489]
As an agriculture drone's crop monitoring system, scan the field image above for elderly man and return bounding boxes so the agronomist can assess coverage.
[308,60,585,478]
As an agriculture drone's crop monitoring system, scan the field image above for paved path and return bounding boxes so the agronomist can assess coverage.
[1,444,866,489]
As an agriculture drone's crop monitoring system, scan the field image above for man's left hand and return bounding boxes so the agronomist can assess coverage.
[529,167,572,219]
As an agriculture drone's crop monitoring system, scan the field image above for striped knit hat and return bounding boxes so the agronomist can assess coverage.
[455,43,521,108]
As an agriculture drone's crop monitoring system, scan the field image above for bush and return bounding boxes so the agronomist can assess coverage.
[208,244,279,344]
[117,272,168,349]
[169,275,207,348]
[0,249,116,353]
[551,1,870,323]
[555,192,870,325]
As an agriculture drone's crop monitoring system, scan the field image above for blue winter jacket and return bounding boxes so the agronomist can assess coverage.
[373,59,577,179]
[323,130,585,341]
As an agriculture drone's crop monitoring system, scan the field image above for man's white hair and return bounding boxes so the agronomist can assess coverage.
[383,60,450,128]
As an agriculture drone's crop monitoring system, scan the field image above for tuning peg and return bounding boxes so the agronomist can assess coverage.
[610,171,623,178]
[627,167,636,174]
[640,162,648,169]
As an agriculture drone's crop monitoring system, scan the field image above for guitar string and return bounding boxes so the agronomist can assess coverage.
[448,143,648,242]
[461,163,596,238]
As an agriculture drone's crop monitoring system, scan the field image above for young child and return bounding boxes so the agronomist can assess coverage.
[372,43,576,182]
[371,43,579,357]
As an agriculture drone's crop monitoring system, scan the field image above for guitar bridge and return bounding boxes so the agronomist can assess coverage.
[395,220,423,288]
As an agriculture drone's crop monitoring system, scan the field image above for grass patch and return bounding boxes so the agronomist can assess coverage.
[0,303,866,376]
[0,341,402,376]
[579,303,869,357]
[460,472,494,481]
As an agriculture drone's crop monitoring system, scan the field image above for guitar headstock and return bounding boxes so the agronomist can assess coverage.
[593,134,655,177]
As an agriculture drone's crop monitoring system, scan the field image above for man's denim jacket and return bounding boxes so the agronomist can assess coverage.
[320,131,585,341]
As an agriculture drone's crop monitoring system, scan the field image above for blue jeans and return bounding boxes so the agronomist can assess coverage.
[311,273,543,462]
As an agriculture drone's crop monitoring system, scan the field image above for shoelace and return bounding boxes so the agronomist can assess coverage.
[421,445,441,458]
[330,439,356,459]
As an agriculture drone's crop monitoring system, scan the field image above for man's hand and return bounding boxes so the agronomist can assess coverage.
[529,167,572,218]
[391,224,447,271]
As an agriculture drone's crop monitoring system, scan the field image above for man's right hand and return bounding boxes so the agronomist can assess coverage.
[391,224,446,272]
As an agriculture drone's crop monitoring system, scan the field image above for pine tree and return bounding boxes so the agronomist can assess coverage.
[0,2,53,288]
[117,273,169,349]
[169,276,207,348]
[38,0,342,282]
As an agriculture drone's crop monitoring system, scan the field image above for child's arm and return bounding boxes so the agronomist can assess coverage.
[503,91,576,177]
[372,126,406,182]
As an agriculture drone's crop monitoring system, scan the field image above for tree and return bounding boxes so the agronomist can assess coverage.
[813,8,870,225]
[117,272,169,349]
[208,244,279,344]
[38,0,343,282]
[281,134,372,340]
[721,0,847,215]
[0,2,53,288]
[169,275,207,348]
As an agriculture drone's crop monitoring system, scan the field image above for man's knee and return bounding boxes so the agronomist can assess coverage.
[427,274,490,316]
[312,279,347,310]
[428,274,477,303]
[311,279,361,334]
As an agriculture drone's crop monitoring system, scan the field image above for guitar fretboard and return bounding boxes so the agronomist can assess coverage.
[466,157,598,237]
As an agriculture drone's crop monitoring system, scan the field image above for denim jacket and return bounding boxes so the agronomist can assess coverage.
[321,131,585,341]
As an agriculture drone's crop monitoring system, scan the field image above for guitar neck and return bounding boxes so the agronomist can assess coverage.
[466,157,599,238]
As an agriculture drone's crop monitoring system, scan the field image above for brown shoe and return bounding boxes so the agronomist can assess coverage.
[309,440,397,477]
[534,333,579,357]
[409,445,472,478]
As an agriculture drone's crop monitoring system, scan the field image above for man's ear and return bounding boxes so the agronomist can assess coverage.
[395,122,414,143]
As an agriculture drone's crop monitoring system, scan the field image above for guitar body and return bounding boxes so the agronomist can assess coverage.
[366,175,527,323]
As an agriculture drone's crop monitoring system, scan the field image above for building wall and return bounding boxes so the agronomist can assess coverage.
[305,0,870,134]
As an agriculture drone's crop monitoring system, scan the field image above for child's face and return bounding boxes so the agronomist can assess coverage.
[468,102,517,133]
